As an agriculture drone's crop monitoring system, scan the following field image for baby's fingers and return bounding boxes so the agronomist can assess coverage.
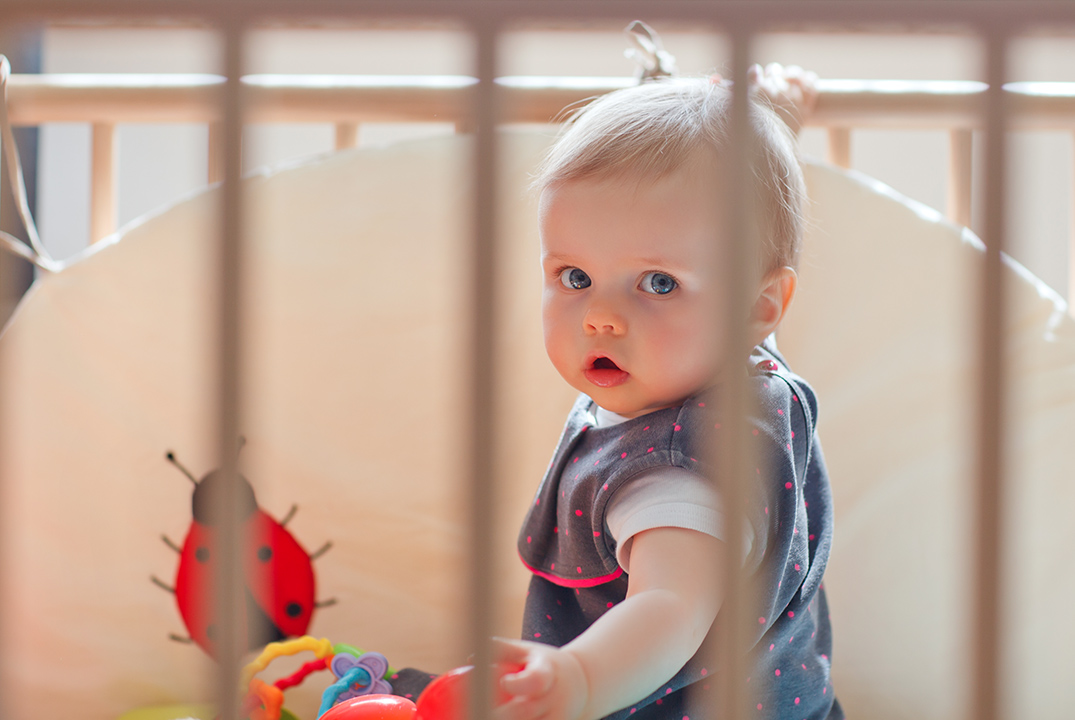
[500,655,554,697]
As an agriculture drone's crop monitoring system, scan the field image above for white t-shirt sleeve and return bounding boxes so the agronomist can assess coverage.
[593,403,753,573]
[605,467,729,572]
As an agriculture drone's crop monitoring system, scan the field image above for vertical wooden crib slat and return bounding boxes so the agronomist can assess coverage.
[465,15,500,720]
[709,20,758,720]
[90,122,116,243]
[208,122,224,185]
[971,23,1010,720]
[0,145,11,720]
[335,122,359,150]
[213,11,248,720]
[827,127,852,169]
[948,128,974,228]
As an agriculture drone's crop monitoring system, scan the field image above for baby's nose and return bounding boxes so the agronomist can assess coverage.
[584,304,626,335]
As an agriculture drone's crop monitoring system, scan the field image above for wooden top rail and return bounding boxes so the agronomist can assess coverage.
[7,74,1075,129]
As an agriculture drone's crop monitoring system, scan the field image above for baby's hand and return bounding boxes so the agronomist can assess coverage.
[493,638,590,720]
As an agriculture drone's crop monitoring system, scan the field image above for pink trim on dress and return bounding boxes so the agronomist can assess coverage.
[518,552,623,588]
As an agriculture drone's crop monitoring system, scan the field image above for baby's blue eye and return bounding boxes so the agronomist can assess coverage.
[640,272,677,295]
[559,267,591,290]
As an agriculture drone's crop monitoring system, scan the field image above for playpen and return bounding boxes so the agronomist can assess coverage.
[1,2,1074,720]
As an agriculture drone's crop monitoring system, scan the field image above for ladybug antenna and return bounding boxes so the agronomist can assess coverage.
[165,451,198,486]
[238,435,247,454]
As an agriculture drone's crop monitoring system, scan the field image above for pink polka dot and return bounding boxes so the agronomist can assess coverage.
[607,602,614,608]
[777,409,784,416]
[647,447,655,453]
[788,611,795,618]
[535,498,540,505]
[594,460,600,466]
[621,452,627,458]
[405,694,412,699]
[526,536,532,543]
[602,483,609,491]
[787,443,792,450]
[698,402,706,407]
[775,669,781,676]
[553,526,558,533]
[802,664,807,670]
[791,431,795,439]
[534,633,541,638]
[546,614,552,620]
[575,509,584,516]
[794,698,800,705]
[759,617,766,624]
[630,710,636,715]
[674,424,682,431]
[793,395,799,402]
[642,426,650,431]
[577,566,582,573]
[785,482,793,489]
[823,688,827,695]
[789,636,794,643]
[714,423,721,430]
[550,563,555,569]
[656,699,663,706]
[593,531,601,537]
[752,429,759,436]
[757,704,763,711]
[794,564,801,571]
[391,674,399,680]
[809,534,816,541]
[573,457,578,463]
[764,507,769,515]
[821,654,828,660]
[666,688,672,694]
[700,668,708,677]
[769,644,775,651]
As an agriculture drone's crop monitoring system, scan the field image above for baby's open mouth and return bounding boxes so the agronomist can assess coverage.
[584,356,629,388]
[591,357,621,371]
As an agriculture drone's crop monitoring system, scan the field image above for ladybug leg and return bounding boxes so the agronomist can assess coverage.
[161,534,181,553]
[150,575,175,594]
[279,504,298,527]
[315,598,338,609]
[168,633,194,644]
[309,541,333,561]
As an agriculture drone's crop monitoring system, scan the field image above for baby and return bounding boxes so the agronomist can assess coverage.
[494,72,842,720]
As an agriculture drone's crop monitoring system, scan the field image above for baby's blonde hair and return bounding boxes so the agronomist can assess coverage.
[535,79,806,273]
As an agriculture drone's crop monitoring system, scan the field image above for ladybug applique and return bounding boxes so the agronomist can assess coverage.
[152,445,334,656]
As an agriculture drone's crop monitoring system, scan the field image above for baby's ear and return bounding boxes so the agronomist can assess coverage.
[750,266,797,341]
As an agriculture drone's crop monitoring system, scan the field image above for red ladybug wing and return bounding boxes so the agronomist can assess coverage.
[245,511,316,637]
[174,523,215,654]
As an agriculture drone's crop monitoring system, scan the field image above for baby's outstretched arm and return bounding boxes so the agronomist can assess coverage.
[495,527,725,720]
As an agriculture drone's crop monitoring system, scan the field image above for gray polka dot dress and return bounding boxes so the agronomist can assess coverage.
[517,343,844,720]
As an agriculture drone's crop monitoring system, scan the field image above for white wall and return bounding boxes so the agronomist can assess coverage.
[38,25,1073,297]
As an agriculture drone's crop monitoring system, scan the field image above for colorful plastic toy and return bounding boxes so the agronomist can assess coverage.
[233,635,522,720]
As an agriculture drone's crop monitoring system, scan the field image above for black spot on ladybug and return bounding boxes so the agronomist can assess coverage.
[195,547,210,563]
[285,602,303,618]
[257,546,272,562]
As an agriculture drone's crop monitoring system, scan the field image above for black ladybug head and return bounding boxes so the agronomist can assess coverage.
[192,470,258,525]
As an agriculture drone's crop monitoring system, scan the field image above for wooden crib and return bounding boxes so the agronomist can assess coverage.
[1,4,1074,720]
